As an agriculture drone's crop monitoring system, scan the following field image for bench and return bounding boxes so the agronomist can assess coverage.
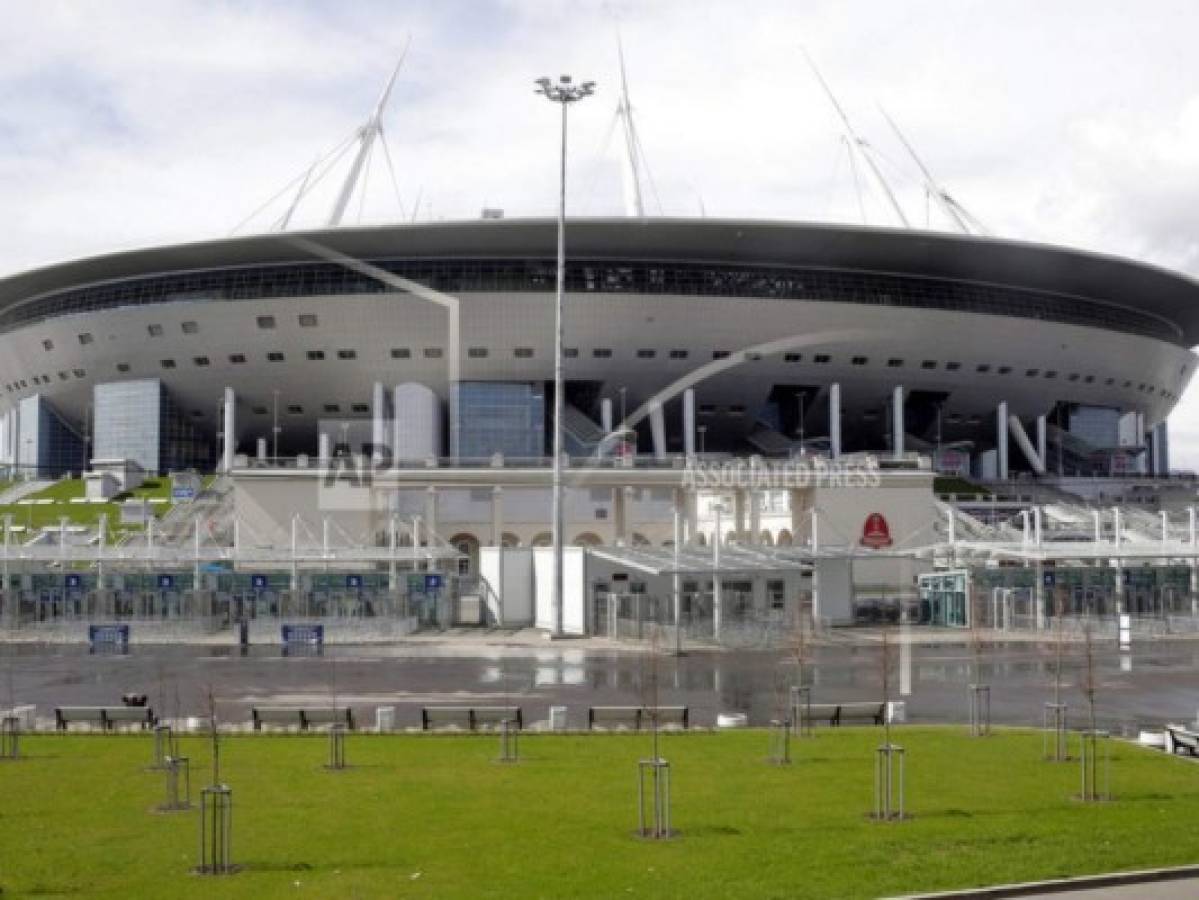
[588,706,689,731]
[55,706,155,732]
[251,707,354,731]
[1166,724,1199,756]
[421,706,522,732]
[798,702,886,728]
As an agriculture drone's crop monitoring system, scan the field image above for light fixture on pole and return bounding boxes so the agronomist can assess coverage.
[535,73,595,638]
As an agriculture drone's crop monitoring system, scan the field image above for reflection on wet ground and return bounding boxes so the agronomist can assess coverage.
[3,638,1198,733]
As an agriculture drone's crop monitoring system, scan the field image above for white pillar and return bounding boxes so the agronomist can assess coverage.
[601,398,613,435]
[424,487,438,550]
[1035,562,1045,630]
[749,491,761,544]
[685,490,699,544]
[1033,505,1042,547]
[734,489,747,542]
[222,387,235,472]
[1036,415,1047,471]
[829,383,841,460]
[891,385,904,459]
[649,399,666,460]
[318,432,330,467]
[372,381,386,463]
[613,487,629,546]
[810,507,821,623]
[712,507,723,642]
[672,488,684,653]
[1190,506,1197,616]
[996,401,1009,481]
[683,389,696,458]
[490,486,504,547]
[256,437,267,461]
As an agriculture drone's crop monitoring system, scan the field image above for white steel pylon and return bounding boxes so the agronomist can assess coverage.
[616,35,646,218]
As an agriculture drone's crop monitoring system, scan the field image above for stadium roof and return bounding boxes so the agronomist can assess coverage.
[3,217,1199,345]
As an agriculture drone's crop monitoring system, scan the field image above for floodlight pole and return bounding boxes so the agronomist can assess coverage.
[536,74,595,638]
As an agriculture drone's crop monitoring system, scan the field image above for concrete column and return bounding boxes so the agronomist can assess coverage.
[600,398,613,435]
[1189,506,1197,617]
[891,385,904,459]
[649,399,666,460]
[672,491,683,651]
[613,487,628,545]
[829,383,841,459]
[685,490,699,544]
[712,513,723,642]
[256,437,267,461]
[789,489,803,540]
[1035,562,1045,630]
[683,389,696,457]
[733,489,747,542]
[996,401,1009,481]
[1036,415,1047,471]
[424,487,438,550]
[749,491,762,544]
[372,381,386,463]
[490,486,504,547]
[222,387,235,472]
[318,431,330,466]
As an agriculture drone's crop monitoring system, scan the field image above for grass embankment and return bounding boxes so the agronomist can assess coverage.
[934,476,993,497]
[1,728,1198,898]
[0,476,196,535]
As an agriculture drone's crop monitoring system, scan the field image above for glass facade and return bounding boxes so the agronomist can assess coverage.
[1,257,1179,343]
[93,379,210,474]
[17,394,85,478]
[1067,405,1120,449]
[451,381,545,460]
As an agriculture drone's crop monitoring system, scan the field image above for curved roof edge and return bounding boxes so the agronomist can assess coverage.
[3,217,1199,345]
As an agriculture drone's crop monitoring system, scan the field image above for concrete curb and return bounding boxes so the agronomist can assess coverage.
[888,864,1199,898]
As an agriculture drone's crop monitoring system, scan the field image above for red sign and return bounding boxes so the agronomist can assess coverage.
[860,512,893,549]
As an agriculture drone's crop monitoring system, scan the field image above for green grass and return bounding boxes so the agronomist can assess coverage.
[1,728,1198,898]
[934,476,992,497]
[0,476,199,535]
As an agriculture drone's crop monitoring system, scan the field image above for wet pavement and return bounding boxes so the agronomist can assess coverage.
[3,633,1198,732]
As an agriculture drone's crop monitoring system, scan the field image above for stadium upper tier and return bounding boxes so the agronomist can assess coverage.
[0,218,1196,345]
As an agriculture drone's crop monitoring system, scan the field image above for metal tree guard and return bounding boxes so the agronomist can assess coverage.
[769,718,792,765]
[1043,702,1069,761]
[637,757,671,839]
[497,718,519,763]
[326,723,347,770]
[790,685,813,738]
[162,755,191,812]
[969,683,991,737]
[0,714,18,760]
[151,723,176,769]
[872,743,906,821]
[1077,729,1111,802]
[197,784,233,874]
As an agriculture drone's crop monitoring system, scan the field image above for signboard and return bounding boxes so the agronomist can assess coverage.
[281,624,324,645]
[157,574,175,590]
[251,574,269,591]
[65,574,82,589]
[424,573,444,592]
[345,574,363,589]
[171,486,197,502]
[859,513,893,549]
[170,471,202,503]
[89,624,130,646]
[1042,571,1055,587]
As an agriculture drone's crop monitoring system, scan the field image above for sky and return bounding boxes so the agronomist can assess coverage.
[2,0,1199,464]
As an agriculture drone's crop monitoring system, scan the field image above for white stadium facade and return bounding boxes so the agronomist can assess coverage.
[0,216,1193,480]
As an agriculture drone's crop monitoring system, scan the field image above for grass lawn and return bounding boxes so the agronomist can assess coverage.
[1,728,1197,898]
[0,476,194,535]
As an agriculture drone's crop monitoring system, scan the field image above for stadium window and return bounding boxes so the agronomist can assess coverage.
[1084,375,1095,383]
[1123,380,1132,388]
[997,366,1012,374]
[116,363,130,373]
[323,404,340,413]
[784,353,802,363]
[160,359,176,369]
[41,339,53,351]
[669,349,689,359]
[945,361,961,371]
[887,358,904,367]
[78,333,93,345]
[1025,368,1039,377]
[252,406,267,415]
[147,324,163,337]
[193,356,210,367]
[307,350,325,361]
[351,403,370,414]
[424,348,443,359]
[257,315,276,329]
[337,349,357,360]
[1067,373,1079,382]
[976,364,991,373]
[593,348,613,358]
[1104,378,1114,385]
[391,348,411,359]
[564,348,579,358]
[852,356,868,365]
[637,349,656,359]
[181,321,199,334]
[287,404,303,415]
[229,353,246,364]
[814,354,831,363]
[267,352,285,362]
[468,347,488,358]
[514,348,534,358]
[18,380,26,388]
[768,580,786,610]
[921,360,937,370]
[72,369,86,378]
[298,314,318,327]
[58,372,68,381]
[1044,370,1057,379]
[712,350,730,359]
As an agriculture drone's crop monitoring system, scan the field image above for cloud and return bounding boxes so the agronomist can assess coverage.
[3,0,1199,466]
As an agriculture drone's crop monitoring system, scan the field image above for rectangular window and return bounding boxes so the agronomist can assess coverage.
[564,347,579,358]
[147,324,163,337]
[514,348,534,358]
[945,361,961,371]
[712,350,730,359]
[116,363,130,373]
[391,348,411,359]
[976,364,991,373]
[257,316,276,329]
[1025,368,1039,377]
[298,314,318,327]
[814,354,830,363]
[193,356,210,367]
[351,403,370,414]
[78,333,93,345]
[181,321,198,334]
[921,360,937,369]
[160,359,176,369]
[267,352,285,362]
[58,371,69,381]
[887,358,903,367]
[1067,373,1079,382]
[468,347,488,358]
[229,353,246,364]
[252,406,268,415]
[287,404,303,415]
[337,349,357,360]
[997,366,1012,374]
[323,404,340,413]
[784,353,802,362]
[852,356,868,365]
[768,579,786,610]
[670,349,689,359]
[1044,370,1057,379]
[424,348,443,359]
[41,339,53,351]
[637,349,656,359]
[307,350,325,361]
[593,348,613,358]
